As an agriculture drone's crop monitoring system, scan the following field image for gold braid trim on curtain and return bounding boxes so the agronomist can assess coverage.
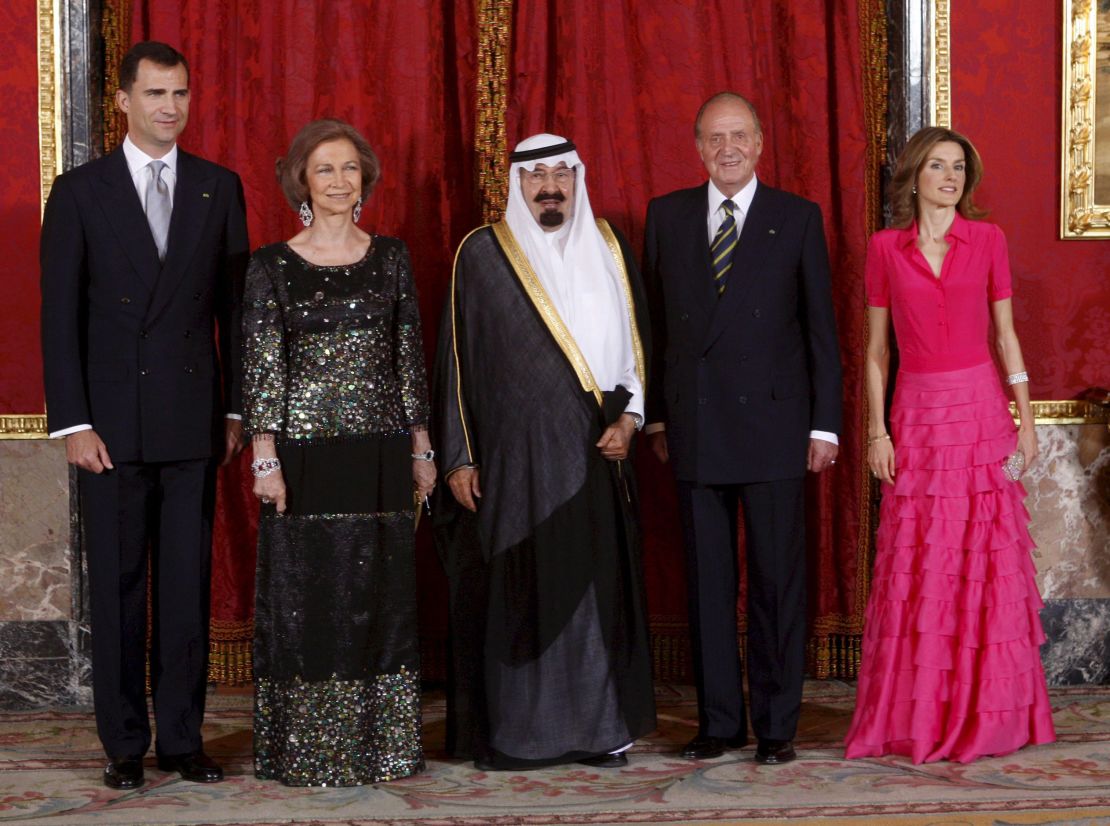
[806,0,889,680]
[101,0,130,154]
[475,0,512,223]
[208,620,254,685]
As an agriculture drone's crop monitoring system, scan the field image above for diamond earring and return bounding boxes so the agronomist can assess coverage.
[353,197,363,223]
[912,185,917,195]
[298,201,314,227]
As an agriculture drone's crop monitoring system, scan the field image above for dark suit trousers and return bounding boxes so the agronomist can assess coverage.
[677,478,806,742]
[80,459,215,758]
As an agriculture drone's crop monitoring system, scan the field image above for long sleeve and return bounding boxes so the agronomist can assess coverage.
[392,242,431,428]
[432,240,479,474]
[799,201,843,435]
[216,173,250,416]
[40,174,92,433]
[642,199,667,426]
[241,253,287,434]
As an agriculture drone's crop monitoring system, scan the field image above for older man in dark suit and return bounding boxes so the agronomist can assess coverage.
[643,92,842,765]
[40,41,248,790]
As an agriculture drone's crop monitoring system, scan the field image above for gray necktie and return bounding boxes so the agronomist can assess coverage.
[145,160,171,261]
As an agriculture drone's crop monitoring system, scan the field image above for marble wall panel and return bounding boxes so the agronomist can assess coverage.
[0,441,70,620]
[1025,424,1110,600]
[1040,599,1110,686]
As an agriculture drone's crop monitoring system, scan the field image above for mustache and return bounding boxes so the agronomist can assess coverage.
[533,190,566,203]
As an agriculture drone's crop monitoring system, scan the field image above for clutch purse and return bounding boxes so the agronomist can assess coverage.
[1002,449,1025,482]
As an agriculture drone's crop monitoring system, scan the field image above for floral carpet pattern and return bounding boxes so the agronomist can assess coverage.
[2,682,1109,825]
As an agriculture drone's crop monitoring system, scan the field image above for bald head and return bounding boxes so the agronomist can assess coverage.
[694,92,762,139]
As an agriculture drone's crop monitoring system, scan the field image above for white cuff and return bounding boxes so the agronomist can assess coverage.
[225,413,243,421]
[809,430,838,446]
[50,423,93,438]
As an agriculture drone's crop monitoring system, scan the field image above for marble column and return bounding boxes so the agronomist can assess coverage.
[0,440,91,708]
[1025,420,1110,685]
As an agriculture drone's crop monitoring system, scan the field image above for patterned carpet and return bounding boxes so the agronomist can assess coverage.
[2,682,1110,825]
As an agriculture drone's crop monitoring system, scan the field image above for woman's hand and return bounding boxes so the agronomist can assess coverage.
[868,435,896,485]
[413,459,437,502]
[254,470,287,513]
[1017,424,1039,472]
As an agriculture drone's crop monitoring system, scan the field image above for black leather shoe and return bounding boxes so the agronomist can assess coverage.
[680,734,748,759]
[156,751,224,782]
[103,757,144,790]
[755,739,796,764]
[577,751,629,768]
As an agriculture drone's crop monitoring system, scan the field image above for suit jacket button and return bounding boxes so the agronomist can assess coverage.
[184,366,194,373]
[120,297,131,304]
[680,313,689,321]
[193,292,202,300]
[183,330,191,338]
[738,395,748,404]
[140,330,148,339]
[698,397,707,405]
[139,369,148,377]
[752,309,762,318]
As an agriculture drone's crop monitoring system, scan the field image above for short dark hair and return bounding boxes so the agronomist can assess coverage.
[276,119,382,210]
[695,91,762,138]
[119,41,189,92]
[889,126,987,228]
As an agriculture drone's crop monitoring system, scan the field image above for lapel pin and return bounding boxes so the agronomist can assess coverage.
[769,229,776,234]
[202,193,210,198]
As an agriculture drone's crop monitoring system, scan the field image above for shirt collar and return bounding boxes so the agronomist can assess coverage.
[898,210,970,249]
[708,175,758,217]
[122,134,178,178]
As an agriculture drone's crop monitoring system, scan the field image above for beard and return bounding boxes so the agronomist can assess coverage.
[534,189,567,227]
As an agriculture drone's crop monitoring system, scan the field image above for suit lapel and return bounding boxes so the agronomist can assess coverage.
[95,148,161,293]
[681,185,718,331]
[704,183,784,349]
[145,151,215,324]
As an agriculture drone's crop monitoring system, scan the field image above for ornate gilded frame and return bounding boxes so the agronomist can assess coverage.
[1061,0,1110,238]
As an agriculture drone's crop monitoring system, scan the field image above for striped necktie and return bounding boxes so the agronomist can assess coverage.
[711,199,738,295]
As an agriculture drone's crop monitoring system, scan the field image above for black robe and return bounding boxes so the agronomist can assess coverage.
[432,219,656,768]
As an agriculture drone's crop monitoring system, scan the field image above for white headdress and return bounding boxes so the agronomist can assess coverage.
[502,133,641,415]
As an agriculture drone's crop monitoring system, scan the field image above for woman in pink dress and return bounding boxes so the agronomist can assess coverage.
[843,127,1056,763]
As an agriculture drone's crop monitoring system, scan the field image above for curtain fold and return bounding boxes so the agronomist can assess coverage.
[108,0,882,682]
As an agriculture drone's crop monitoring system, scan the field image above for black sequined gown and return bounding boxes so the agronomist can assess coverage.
[242,237,429,786]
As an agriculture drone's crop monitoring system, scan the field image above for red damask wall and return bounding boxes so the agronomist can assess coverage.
[0,3,45,412]
[952,1,1108,397]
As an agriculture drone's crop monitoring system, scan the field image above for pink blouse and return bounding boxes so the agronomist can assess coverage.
[865,213,1014,373]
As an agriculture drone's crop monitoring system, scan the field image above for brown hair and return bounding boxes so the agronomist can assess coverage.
[694,91,762,138]
[889,126,987,228]
[119,41,188,92]
[276,119,381,210]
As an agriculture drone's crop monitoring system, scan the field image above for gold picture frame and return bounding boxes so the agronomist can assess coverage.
[1061,0,1110,238]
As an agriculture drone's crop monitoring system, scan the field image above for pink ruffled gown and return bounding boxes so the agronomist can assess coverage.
[843,216,1056,763]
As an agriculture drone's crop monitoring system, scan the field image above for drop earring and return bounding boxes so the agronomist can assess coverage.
[912,185,917,195]
[298,201,314,227]
[353,197,363,223]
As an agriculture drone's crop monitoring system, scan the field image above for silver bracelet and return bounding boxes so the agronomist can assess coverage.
[250,457,281,478]
[1006,371,1029,386]
[412,449,435,461]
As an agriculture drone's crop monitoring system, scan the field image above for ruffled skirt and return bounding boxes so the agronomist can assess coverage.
[844,361,1056,763]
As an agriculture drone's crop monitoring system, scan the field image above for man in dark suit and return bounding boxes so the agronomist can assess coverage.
[40,41,248,790]
[643,92,842,765]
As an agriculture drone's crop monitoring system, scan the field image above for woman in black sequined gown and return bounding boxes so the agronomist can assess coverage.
[242,120,435,786]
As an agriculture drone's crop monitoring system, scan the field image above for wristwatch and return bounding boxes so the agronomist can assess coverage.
[411,449,436,461]
[628,412,644,431]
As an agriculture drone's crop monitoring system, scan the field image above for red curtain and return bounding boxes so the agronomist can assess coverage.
[125,0,876,681]
[130,0,479,680]
[505,0,875,674]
